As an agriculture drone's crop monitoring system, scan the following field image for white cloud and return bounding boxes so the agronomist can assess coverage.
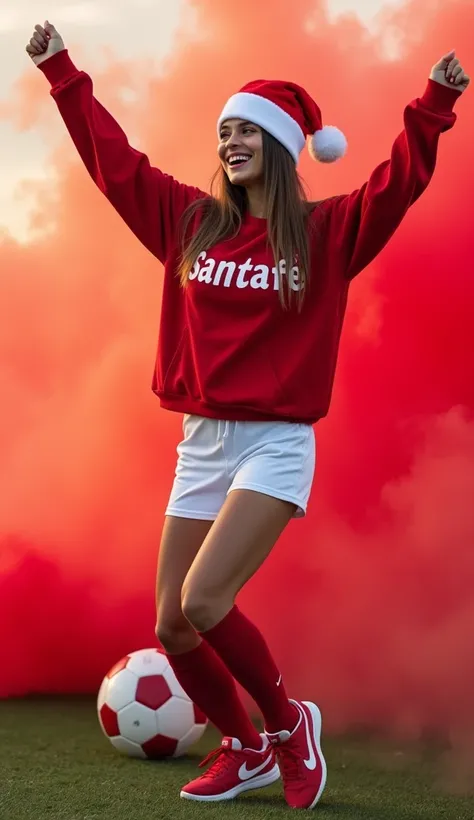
[326,0,403,30]
[55,2,110,26]
[0,0,186,240]
[0,165,50,243]
[0,10,24,33]
[0,3,103,33]
[323,0,408,60]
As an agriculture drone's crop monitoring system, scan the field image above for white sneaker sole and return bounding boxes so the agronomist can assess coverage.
[301,700,328,809]
[180,763,280,802]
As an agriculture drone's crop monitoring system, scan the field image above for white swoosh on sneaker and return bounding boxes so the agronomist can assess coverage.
[238,752,273,781]
[299,704,317,771]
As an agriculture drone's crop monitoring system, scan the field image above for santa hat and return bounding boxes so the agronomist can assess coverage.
[217,79,347,164]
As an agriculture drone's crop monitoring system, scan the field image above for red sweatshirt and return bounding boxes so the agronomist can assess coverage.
[40,51,460,424]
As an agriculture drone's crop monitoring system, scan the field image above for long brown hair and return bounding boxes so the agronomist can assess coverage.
[177,130,317,309]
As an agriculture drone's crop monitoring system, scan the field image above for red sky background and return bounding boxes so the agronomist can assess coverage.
[1,0,474,779]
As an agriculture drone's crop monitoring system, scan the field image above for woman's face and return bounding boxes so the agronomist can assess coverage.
[218,119,264,186]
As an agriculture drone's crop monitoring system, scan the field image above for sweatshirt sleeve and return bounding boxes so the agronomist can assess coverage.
[324,80,461,280]
[38,50,207,264]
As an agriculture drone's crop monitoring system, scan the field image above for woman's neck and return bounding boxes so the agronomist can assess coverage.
[246,185,267,218]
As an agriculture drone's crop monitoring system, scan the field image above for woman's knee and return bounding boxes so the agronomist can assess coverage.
[155,609,198,654]
[181,584,231,633]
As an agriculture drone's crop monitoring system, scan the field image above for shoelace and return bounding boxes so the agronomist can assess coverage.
[274,742,303,783]
[198,746,238,779]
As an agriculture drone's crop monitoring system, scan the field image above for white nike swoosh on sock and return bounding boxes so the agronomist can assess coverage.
[238,753,273,781]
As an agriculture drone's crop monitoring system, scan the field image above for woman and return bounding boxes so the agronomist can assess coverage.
[27,21,469,810]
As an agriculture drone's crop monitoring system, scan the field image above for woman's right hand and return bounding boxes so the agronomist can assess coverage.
[26,21,65,66]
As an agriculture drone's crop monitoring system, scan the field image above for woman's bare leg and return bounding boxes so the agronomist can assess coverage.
[181,489,298,733]
[155,514,262,749]
[181,489,295,630]
[155,516,212,653]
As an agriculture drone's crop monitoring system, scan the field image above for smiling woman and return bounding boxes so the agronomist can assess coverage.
[178,109,324,308]
[218,120,263,181]
[26,16,468,812]
[176,78,347,309]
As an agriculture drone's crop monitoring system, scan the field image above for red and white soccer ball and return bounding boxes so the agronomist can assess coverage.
[97,648,207,759]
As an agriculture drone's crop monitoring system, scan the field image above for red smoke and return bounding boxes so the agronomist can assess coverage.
[1,0,474,763]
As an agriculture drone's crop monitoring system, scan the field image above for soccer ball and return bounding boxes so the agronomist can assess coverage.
[97,648,208,759]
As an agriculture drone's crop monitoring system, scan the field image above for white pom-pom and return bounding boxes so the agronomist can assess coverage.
[308,125,347,163]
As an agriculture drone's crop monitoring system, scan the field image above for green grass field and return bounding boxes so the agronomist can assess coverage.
[0,698,472,820]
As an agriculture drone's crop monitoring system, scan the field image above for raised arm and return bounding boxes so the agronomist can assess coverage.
[26,22,207,264]
[323,51,469,280]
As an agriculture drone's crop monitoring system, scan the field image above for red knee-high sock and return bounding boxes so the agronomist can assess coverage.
[201,606,298,734]
[166,640,262,750]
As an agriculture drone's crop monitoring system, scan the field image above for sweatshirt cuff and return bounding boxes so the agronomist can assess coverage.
[420,78,462,114]
[38,50,79,88]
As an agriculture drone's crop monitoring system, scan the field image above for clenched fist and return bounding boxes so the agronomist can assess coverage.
[430,50,470,93]
[26,21,65,66]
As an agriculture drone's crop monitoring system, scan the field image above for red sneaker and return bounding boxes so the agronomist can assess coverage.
[266,700,327,809]
[180,734,280,802]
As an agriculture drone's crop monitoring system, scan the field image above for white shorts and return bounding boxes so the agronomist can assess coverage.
[165,415,316,521]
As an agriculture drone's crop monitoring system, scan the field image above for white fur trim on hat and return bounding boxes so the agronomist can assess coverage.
[308,126,347,163]
[218,92,305,162]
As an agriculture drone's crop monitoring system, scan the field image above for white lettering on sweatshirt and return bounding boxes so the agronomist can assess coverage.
[188,252,304,292]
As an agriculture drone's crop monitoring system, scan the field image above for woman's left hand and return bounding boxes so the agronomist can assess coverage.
[430,50,470,93]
